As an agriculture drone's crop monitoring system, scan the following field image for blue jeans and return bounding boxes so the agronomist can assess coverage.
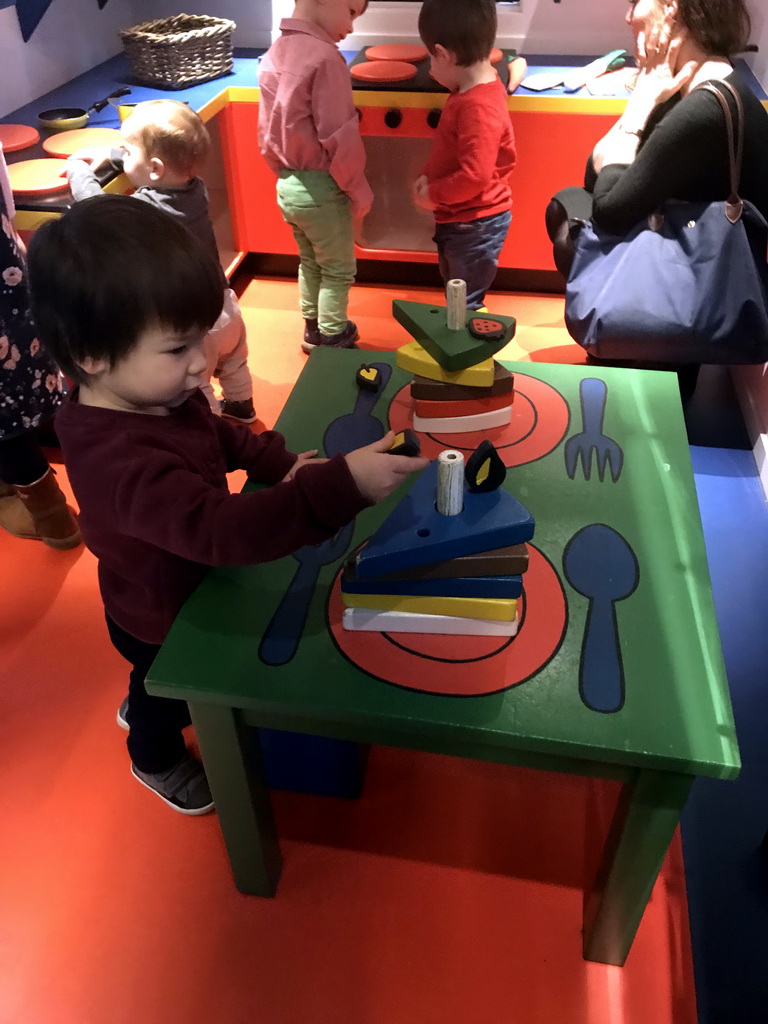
[434,210,512,309]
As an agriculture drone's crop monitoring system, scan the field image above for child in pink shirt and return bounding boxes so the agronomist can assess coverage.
[258,0,372,352]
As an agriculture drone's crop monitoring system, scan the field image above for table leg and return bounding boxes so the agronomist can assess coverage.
[189,702,282,897]
[582,769,693,966]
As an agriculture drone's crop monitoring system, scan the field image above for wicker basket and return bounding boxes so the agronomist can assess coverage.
[120,14,236,90]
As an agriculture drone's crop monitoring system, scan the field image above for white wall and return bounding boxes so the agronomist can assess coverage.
[272,0,630,56]
[0,0,273,119]
[743,0,768,89]
[0,0,132,117]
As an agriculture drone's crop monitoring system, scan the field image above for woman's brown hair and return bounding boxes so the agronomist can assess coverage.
[676,0,752,57]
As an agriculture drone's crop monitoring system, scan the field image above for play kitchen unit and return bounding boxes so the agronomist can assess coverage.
[3,43,767,281]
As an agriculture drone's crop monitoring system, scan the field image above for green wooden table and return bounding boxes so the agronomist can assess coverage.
[147,349,739,966]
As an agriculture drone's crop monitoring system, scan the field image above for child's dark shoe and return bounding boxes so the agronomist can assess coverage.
[131,754,214,815]
[220,398,257,424]
[319,321,359,349]
[301,317,321,354]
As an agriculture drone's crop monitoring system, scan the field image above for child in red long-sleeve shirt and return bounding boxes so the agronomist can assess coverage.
[26,195,426,816]
[413,0,516,310]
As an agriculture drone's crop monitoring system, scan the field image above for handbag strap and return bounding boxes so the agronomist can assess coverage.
[697,79,744,223]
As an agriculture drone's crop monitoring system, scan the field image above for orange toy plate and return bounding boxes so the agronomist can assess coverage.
[490,48,503,63]
[366,44,428,63]
[42,127,123,159]
[0,123,40,154]
[350,60,417,83]
[7,158,70,195]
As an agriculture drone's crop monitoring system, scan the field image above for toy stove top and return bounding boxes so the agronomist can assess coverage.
[348,47,517,92]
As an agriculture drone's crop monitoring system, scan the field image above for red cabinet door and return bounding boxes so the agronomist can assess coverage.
[499,110,616,271]
[219,100,296,255]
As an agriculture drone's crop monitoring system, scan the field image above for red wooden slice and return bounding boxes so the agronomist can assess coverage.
[7,158,70,195]
[365,44,428,63]
[42,126,123,159]
[350,60,417,84]
[0,124,40,154]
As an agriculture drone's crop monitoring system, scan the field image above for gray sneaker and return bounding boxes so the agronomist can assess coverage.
[131,754,215,815]
[117,697,129,731]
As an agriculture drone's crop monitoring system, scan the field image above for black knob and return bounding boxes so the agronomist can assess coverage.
[427,108,442,129]
[384,108,402,130]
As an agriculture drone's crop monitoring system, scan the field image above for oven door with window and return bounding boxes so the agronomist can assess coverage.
[355,105,440,262]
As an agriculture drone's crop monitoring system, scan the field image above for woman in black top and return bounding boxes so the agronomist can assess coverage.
[587,0,768,234]
[547,0,768,392]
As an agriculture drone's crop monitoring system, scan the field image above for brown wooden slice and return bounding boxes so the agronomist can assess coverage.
[350,60,417,83]
[365,44,428,63]
[7,158,69,195]
[410,361,513,401]
[0,124,40,153]
[42,127,123,159]
[346,543,529,581]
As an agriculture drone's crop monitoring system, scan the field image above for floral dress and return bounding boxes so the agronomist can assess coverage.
[1,152,63,442]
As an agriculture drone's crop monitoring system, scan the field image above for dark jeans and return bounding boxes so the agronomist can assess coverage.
[0,430,50,485]
[434,210,512,309]
[106,615,191,774]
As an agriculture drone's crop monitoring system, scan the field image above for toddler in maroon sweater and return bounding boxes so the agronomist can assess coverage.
[27,195,426,816]
[413,0,516,310]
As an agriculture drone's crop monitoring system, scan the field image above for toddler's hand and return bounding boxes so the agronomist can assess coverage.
[345,431,428,503]
[282,449,324,481]
[412,175,435,211]
[68,146,114,170]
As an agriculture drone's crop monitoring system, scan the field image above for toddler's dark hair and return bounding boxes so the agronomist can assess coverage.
[26,194,223,386]
[419,0,497,67]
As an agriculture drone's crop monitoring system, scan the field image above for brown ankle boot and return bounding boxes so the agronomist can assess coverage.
[14,469,82,550]
[0,479,39,541]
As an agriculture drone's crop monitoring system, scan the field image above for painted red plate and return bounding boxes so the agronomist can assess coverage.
[7,158,69,195]
[328,543,567,696]
[365,44,428,63]
[388,371,570,468]
[350,60,417,83]
[42,127,123,159]
[0,124,40,154]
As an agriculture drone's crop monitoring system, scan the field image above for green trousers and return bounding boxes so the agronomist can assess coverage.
[277,170,356,337]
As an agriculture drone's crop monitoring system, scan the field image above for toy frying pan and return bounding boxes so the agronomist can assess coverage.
[42,127,123,159]
[0,124,40,154]
[350,61,417,84]
[38,87,131,132]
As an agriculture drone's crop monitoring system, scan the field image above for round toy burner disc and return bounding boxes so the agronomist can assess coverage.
[365,44,428,63]
[350,60,417,84]
[0,124,40,154]
[42,127,123,159]
[490,47,503,63]
[7,158,70,196]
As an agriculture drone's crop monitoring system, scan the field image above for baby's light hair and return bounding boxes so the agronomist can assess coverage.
[122,99,211,178]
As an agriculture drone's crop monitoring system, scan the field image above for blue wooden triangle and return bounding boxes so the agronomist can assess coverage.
[355,459,535,579]
[16,0,55,41]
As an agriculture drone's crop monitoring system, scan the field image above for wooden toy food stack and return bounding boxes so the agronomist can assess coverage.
[393,279,517,433]
[342,442,535,636]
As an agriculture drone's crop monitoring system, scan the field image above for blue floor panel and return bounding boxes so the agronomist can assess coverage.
[683,446,768,1024]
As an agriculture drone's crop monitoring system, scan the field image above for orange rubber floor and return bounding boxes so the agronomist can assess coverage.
[0,279,697,1024]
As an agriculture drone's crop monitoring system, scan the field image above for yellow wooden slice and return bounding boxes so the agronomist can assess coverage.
[395,341,495,387]
[341,592,518,622]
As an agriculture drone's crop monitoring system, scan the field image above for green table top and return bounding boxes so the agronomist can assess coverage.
[148,349,740,782]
